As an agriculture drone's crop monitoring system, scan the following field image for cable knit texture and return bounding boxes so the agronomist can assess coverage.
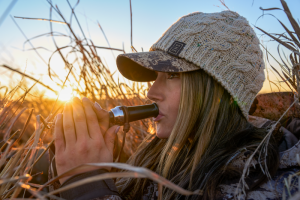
[150,11,265,119]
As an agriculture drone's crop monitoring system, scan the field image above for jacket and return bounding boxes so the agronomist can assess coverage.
[48,116,300,200]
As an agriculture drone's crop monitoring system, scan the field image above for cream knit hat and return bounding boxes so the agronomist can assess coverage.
[116,11,265,119]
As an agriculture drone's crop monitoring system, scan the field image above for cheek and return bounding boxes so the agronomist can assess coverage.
[156,84,181,139]
[169,88,181,126]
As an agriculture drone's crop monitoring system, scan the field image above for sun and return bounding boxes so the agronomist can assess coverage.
[58,87,74,102]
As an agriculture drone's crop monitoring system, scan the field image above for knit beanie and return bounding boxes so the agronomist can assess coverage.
[116,11,265,119]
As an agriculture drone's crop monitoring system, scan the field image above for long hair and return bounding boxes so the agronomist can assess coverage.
[116,69,279,200]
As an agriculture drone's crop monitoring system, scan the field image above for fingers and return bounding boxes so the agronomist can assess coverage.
[104,125,120,154]
[62,97,110,150]
[93,102,110,134]
[54,113,65,152]
[82,97,103,142]
[63,102,76,147]
[72,97,89,141]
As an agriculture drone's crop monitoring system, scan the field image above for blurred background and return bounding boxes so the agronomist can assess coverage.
[0,0,298,98]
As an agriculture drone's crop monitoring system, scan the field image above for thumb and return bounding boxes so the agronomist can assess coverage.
[104,125,120,154]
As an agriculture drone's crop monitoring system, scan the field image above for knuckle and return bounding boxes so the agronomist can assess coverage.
[95,107,107,115]
[108,137,115,145]
[64,124,73,131]
[78,141,89,154]
[88,118,98,127]
[55,154,66,166]
[74,114,85,123]
[93,139,103,147]
[55,143,64,154]
[102,113,109,120]
[101,110,109,116]
[99,142,107,150]
[86,112,96,122]
[55,137,63,146]
[98,112,109,122]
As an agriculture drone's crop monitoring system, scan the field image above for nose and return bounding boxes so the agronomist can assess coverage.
[147,80,163,102]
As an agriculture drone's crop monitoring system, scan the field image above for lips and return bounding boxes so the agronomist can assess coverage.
[153,111,164,122]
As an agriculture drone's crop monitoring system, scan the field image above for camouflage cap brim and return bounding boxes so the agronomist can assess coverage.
[116,50,199,82]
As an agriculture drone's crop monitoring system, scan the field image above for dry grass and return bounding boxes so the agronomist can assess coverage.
[1,0,300,199]
[236,0,300,199]
[256,0,300,95]
[0,0,197,199]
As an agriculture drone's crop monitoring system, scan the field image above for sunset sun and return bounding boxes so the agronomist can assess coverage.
[58,87,74,102]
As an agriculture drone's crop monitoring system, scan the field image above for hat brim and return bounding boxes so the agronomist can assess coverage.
[116,50,199,82]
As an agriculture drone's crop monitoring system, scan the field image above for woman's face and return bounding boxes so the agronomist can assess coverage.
[147,72,181,138]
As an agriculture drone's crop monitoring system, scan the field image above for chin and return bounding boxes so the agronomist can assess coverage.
[156,129,171,139]
[155,123,172,138]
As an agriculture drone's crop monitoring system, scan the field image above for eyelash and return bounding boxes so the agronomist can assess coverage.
[167,73,179,79]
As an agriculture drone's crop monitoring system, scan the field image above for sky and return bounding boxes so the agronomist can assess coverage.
[0,0,299,100]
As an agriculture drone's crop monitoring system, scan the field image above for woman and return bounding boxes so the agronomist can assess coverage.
[52,11,298,199]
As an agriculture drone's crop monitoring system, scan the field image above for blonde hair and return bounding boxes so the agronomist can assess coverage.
[117,70,279,200]
[159,69,224,179]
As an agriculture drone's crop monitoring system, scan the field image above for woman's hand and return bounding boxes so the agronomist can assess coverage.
[54,97,120,184]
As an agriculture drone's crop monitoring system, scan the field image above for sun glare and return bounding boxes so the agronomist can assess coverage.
[58,87,74,102]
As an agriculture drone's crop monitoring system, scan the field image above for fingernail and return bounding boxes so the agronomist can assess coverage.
[115,126,120,134]
[82,97,88,101]
[94,102,102,110]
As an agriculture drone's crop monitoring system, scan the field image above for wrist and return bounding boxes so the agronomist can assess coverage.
[59,169,119,200]
[59,167,110,185]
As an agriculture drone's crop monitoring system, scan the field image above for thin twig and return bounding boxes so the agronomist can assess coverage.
[129,0,133,51]
[14,16,67,24]
[0,65,58,94]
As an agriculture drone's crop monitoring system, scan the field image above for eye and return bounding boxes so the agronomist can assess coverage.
[167,73,179,79]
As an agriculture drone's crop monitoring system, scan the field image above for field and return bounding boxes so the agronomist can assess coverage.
[1,0,300,199]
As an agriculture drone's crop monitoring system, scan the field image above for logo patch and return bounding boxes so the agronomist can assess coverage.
[167,41,186,56]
